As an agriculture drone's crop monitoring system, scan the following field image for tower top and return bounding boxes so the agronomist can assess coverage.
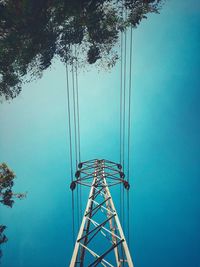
[70,159,130,190]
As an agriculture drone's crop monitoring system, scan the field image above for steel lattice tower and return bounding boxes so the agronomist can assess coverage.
[70,159,134,267]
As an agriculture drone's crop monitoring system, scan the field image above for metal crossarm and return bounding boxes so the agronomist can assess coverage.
[69,159,134,267]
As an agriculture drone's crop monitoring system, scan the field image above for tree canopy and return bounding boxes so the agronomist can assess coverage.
[0,163,26,258]
[0,0,163,100]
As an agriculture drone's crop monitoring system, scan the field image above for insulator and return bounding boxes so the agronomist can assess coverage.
[75,170,80,178]
[117,163,122,170]
[124,181,130,190]
[120,171,125,178]
[78,162,83,169]
[70,181,76,191]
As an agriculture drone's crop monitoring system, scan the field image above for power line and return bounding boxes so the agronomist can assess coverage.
[127,28,133,184]
[71,57,78,168]
[122,7,128,232]
[65,62,75,245]
[127,26,133,246]
[71,53,81,230]
[75,47,81,164]
[119,23,123,224]
[75,46,82,219]
[122,24,127,172]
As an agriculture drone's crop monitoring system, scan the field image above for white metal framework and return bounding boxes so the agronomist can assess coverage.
[70,159,134,267]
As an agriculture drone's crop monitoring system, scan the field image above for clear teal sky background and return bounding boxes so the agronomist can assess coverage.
[1,0,200,266]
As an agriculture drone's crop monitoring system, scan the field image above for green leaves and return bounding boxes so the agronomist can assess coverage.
[0,0,163,100]
[0,163,26,259]
[0,163,26,206]
[0,163,15,207]
[87,45,101,64]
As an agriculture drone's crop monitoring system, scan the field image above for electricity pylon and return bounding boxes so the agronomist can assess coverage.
[69,159,134,267]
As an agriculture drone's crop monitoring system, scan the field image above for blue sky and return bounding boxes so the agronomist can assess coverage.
[0,0,200,266]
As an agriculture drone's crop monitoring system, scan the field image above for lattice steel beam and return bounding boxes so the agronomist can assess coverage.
[69,159,134,267]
